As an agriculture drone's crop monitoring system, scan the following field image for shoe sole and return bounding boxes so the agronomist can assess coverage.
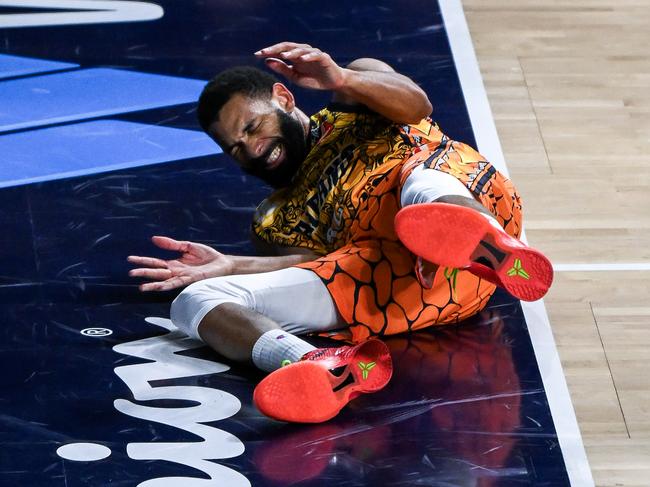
[253,340,392,423]
[394,203,553,301]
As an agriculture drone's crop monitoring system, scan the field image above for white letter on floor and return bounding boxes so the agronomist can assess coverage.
[0,1,163,28]
[113,317,250,487]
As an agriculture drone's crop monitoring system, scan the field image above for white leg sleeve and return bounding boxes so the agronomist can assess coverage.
[400,164,474,207]
[170,267,345,340]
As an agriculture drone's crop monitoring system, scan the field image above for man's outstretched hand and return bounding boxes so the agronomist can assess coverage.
[127,236,233,292]
[255,42,346,91]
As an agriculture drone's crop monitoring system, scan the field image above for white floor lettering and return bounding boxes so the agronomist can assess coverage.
[113,317,250,487]
[0,1,163,28]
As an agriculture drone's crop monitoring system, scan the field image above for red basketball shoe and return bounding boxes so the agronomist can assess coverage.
[394,202,553,302]
[253,339,392,423]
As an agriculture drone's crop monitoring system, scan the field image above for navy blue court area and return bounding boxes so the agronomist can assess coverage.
[1,1,577,485]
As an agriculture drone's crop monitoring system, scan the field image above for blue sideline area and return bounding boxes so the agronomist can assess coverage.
[0,53,77,79]
[0,68,205,132]
[0,120,219,188]
[0,1,581,485]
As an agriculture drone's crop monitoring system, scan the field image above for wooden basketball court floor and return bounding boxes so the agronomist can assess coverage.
[464,1,650,485]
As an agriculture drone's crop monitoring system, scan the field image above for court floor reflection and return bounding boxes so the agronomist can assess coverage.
[243,304,557,486]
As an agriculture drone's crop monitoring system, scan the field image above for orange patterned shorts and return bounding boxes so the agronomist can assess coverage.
[298,139,522,343]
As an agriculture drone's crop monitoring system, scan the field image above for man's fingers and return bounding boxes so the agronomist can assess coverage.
[300,50,329,63]
[264,58,294,79]
[255,42,311,57]
[152,235,196,255]
[129,268,173,280]
[151,235,187,251]
[127,255,169,268]
[139,276,190,292]
[280,47,317,61]
[139,282,162,292]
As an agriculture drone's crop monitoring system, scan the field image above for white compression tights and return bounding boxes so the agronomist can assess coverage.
[170,168,475,339]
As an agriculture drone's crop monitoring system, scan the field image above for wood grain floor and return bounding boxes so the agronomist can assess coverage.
[463,1,650,485]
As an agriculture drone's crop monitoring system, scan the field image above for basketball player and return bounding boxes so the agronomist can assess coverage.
[128,42,552,423]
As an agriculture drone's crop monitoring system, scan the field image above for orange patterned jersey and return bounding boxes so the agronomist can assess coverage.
[253,105,443,253]
[252,105,523,342]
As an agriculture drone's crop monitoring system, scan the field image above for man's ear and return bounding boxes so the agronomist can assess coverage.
[271,82,295,112]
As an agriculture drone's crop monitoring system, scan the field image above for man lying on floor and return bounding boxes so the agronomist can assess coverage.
[128,41,552,423]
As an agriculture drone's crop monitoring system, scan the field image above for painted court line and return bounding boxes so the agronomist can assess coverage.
[0,120,220,188]
[0,68,206,133]
[554,263,650,272]
[438,1,595,486]
[0,1,164,28]
[0,53,78,79]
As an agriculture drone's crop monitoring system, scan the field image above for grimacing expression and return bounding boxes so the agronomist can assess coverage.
[210,94,308,189]
[242,108,307,189]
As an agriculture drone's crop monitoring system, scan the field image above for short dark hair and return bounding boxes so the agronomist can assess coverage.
[197,66,278,132]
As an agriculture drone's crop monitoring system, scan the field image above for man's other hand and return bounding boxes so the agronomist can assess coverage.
[127,236,234,292]
[255,42,346,91]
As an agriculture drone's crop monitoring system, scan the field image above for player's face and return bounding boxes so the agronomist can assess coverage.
[209,93,307,189]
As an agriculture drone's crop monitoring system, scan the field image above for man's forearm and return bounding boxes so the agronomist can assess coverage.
[336,68,432,124]
[228,252,316,275]
[255,45,431,124]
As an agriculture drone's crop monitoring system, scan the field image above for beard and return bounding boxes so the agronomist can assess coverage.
[241,109,308,189]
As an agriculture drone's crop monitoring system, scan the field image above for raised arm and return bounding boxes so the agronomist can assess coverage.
[255,42,432,124]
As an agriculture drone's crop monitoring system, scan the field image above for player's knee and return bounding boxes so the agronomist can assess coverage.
[435,194,491,217]
[400,166,474,207]
[170,277,254,340]
[170,281,208,339]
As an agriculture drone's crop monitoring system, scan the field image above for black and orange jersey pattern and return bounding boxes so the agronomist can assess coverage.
[253,105,442,253]
[252,106,523,343]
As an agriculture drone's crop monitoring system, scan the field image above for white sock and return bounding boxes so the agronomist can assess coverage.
[481,212,504,231]
[251,329,316,373]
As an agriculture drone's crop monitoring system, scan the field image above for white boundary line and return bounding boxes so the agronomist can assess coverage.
[438,1,595,486]
[555,263,650,272]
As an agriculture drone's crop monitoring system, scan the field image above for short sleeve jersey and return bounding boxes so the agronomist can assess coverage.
[250,105,522,342]
[252,105,443,253]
